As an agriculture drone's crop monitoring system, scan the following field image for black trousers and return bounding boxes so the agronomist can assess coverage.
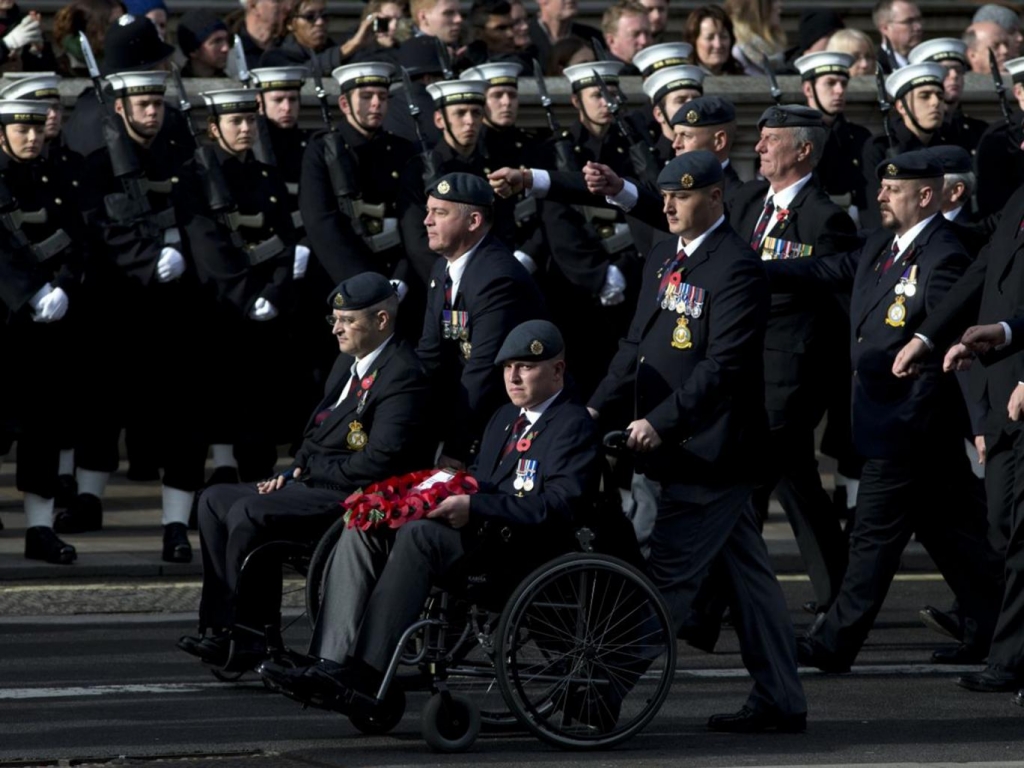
[812,449,1002,662]
[197,482,343,631]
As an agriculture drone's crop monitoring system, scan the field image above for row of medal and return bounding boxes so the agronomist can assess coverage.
[513,458,538,492]
[442,309,470,341]
[885,265,918,328]
[661,280,706,318]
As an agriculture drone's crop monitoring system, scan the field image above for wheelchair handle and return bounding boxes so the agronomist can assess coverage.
[602,430,631,451]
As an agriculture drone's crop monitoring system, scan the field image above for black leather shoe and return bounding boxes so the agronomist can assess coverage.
[1014,689,1024,707]
[24,527,76,564]
[957,666,1024,692]
[707,706,807,733]
[919,606,963,642]
[53,493,102,533]
[54,474,77,508]
[177,633,230,664]
[796,637,851,673]
[259,658,358,710]
[177,634,205,657]
[932,644,986,664]
[162,523,192,563]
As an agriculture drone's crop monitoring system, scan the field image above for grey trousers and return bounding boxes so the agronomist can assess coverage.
[309,519,465,671]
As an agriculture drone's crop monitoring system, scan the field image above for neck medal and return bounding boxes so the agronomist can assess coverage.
[346,420,368,450]
[671,316,693,349]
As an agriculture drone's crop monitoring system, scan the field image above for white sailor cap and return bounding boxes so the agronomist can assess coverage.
[332,62,395,93]
[563,61,626,92]
[250,66,306,91]
[459,61,522,88]
[0,73,60,100]
[908,38,969,67]
[0,99,51,125]
[794,51,852,81]
[200,88,260,115]
[633,42,694,78]
[1006,55,1024,83]
[105,70,168,97]
[885,62,945,100]
[642,64,704,103]
[426,78,487,106]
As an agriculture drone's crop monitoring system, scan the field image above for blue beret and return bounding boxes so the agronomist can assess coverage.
[494,320,565,365]
[426,172,495,206]
[657,150,723,191]
[670,95,736,128]
[876,149,943,181]
[757,105,824,130]
[923,145,973,174]
[327,272,396,310]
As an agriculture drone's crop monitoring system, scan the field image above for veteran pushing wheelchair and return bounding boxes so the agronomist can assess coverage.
[254,319,676,751]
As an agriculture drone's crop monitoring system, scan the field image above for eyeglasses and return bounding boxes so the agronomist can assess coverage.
[326,314,342,326]
[890,15,923,26]
[298,11,328,22]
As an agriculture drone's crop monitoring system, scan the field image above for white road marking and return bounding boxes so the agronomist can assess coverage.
[0,682,262,700]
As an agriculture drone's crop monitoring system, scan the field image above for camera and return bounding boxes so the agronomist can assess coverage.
[373,15,389,33]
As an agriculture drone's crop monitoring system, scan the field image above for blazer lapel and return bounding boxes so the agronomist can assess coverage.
[491,394,564,484]
[320,343,398,432]
[856,223,931,331]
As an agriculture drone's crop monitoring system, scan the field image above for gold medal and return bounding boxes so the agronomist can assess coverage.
[885,295,907,327]
[460,340,472,359]
[671,317,692,349]
[346,421,368,450]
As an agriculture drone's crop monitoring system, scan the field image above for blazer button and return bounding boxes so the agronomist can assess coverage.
[639,356,645,363]
[857,336,863,343]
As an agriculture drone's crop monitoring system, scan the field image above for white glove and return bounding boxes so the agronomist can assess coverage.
[513,250,538,275]
[599,263,626,307]
[34,286,69,323]
[156,247,186,282]
[250,297,279,321]
[3,16,42,52]
[293,244,310,280]
[389,279,408,303]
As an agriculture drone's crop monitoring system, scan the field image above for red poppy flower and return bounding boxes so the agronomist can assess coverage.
[669,272,682,286]
[516,437,532,452]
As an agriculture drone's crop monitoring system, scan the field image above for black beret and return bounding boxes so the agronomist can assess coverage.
[669,95,736,128]
[177,9,227,57]
[657,150,723,191]
[399,36,444,77]
[426,172,495,206]
[876,149,943,181]
[327,272,397,310]
[494,320,564,365]
[923,145,973,174]
[757,105,824,131]
[797,9,844,54]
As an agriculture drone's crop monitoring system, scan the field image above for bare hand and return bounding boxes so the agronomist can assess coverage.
[257,467,302,494]
[974,435,987,464]
[426,494,471,528]
[943,342,975,372]
[340,14,376,57]
[438,454,466,471]
[626,418,662,453]
[1009,383,1024,422]
[893,337,928,378]
[582,161,624,196]
[961,323,1007,354]
[488,167,525,198]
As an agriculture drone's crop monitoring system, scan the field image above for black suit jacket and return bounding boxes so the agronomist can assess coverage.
[292,338,435,490]
[766,215,971,458]
[729,178,860,425]
[589,220,770,483]
[917,186,1024,439]
[416,234,547,459]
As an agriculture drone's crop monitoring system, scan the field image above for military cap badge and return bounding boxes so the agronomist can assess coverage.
[333,294,345,307]
[530,340,544,355]
[886,163,898,177]
[686,109,699,124]
[681,173,694,189]
[437,180,451,195]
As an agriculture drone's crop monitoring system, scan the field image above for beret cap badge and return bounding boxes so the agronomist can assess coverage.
[681,173,694,189]
[530,340,544,355]
[686,109,699,124]
[886,163,898,177]
[333,294,345,307]
[437,180,451,195]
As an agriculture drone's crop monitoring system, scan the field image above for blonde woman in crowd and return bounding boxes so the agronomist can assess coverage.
[827,27,877,76]
[723,0,785,74]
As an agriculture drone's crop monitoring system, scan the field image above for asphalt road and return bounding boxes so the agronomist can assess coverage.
[3,577,1024,767]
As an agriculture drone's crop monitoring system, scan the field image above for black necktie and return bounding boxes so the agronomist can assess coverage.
[502,413,528,459]
[749,197,775,250]
[881,241,900,274]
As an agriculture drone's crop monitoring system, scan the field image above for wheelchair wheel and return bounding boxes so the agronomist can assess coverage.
[349,686,406,735]
[421,692,481,753]
[305,516,348,625]
[495,553,676,750]
[210,667,247,682]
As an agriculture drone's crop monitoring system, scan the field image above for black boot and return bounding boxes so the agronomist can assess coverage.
[162,522,193,563]
[53,493,102,533]
[25,527,76,564]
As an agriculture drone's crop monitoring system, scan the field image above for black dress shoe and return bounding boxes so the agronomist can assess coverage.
[24,527,76,564]
[177,634,205,657]
[796,637,851,673]
[707,706,807,733]
[259,658,358,709]
[53,493,102,534]
[919,606,964,642]
[54,474,78,508]
[1014,689,1024,707]
[162,523,193,563]
[177,633,230,664]
[932,644,986,664]
[957,666,1024,692]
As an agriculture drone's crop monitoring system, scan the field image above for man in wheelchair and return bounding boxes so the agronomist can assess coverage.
[258,320,604,718]
[179,273,436,669]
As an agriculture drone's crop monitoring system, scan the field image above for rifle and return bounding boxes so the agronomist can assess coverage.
[592,68,659,187]
[80,31,164,240]
[762,54,782,105]
[232,34,277,167]
[875,62,898,158]
[435,36,454,80]
[401,65,440,184]
[308,49,385,242]
[171,64,259,246]
[534,58,577,173]
[989,47,1018,145]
